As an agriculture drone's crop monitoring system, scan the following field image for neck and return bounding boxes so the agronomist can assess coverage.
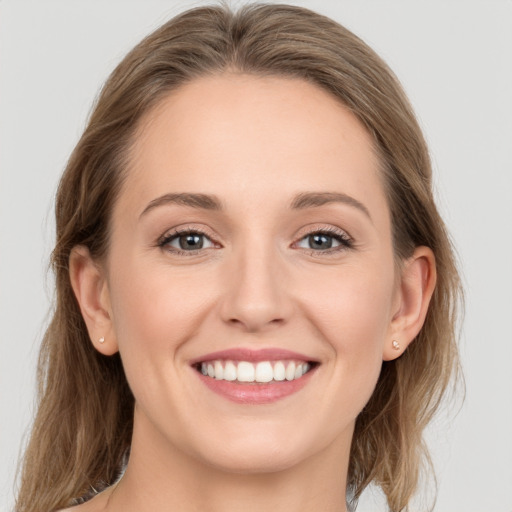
[107,410,352,512]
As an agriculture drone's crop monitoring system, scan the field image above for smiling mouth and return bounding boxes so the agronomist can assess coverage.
[193,359,317,384]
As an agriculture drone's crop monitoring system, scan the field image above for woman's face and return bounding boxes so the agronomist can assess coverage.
[102,74,401,472]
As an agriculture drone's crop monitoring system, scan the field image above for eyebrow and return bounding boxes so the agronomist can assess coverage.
[139,191,371,221]
[291,192,372,221]
[140,193,223,218]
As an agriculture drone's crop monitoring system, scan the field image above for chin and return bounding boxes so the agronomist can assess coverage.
[201,447,305,475]
[187,426,323,475]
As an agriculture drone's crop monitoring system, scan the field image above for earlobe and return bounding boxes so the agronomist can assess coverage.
[69,246,119,356]
[383,246,436,361]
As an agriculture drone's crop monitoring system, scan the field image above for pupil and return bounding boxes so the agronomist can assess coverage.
[309,234,332,250]
[179,234,203,250]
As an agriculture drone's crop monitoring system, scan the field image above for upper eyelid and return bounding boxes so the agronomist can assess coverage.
[294,224,352,241]
[295,231,352,247]
[158,225,219,244]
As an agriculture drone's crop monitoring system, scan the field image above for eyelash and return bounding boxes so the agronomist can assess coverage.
[157,226,354,257]
[294,226,354,256]
[157,227,218,256]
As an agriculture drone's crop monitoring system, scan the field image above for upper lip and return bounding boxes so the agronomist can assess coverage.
[190,348,318,365]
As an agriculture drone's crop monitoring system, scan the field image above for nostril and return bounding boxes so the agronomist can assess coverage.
[225,315,286,332]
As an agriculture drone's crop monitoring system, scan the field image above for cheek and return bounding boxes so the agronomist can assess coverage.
[301,262,394,348]
[106,255,222,424]
[297,262,394,405]
[109,261,215,351]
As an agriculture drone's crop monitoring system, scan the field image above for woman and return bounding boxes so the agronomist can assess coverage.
[15,3,461,512]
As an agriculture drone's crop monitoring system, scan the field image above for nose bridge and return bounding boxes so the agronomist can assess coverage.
[220,231,290,331]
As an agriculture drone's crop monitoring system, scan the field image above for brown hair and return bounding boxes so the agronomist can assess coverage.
[16,3,462,511]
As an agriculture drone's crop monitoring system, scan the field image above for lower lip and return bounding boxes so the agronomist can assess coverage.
[195,367,316,404]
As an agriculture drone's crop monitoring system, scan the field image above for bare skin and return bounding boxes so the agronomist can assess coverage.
[68,74,436,512]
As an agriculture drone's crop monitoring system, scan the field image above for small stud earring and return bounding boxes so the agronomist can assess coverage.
[98,337,105,344]
[392,340,400,351]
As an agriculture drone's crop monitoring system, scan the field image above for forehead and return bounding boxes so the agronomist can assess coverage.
[120,73,387,218]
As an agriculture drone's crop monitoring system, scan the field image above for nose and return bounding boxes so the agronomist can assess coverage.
[219,243,293,333]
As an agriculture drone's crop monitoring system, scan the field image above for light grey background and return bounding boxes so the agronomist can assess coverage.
[1,1,511,511]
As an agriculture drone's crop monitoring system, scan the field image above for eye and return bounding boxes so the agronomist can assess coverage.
[159,230,216,253]
[295,229,353,252]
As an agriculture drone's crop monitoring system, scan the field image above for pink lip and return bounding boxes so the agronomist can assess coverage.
[190,348,319,405]
[195,367,317,404]
[190,347,316,365]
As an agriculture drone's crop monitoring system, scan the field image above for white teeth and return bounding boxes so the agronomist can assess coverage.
[224,361,237,381]
[285,362,296,381]
[237,361,255,382]
[199,359,312,383]
[255,361,273,383]
[214,360,224,380]
[273,361,286,381]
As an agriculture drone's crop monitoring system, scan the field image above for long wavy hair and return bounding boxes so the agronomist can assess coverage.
[16,3,462,511]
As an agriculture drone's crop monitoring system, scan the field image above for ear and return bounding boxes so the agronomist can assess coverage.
[383,246,436,361]
[69,245,118,356]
